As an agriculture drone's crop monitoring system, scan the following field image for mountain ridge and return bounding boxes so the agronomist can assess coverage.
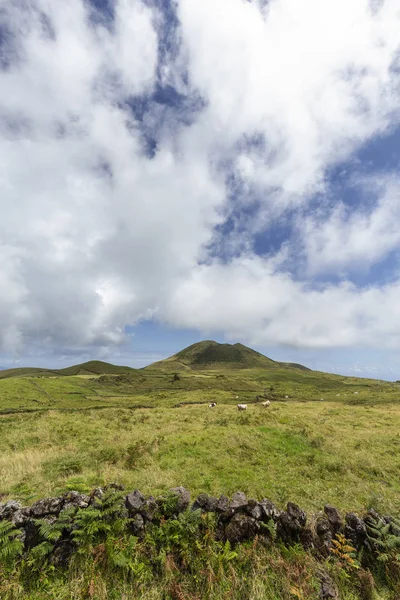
[0,342,311,379]
[145,340,311,372]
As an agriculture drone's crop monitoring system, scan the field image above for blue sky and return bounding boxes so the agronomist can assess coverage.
[1,0,400,380]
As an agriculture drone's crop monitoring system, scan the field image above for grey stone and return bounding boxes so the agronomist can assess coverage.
[30,497,63,517]
[259,499,280,521]
[225,513,260,543]
[140,496,157,521]
[131,513,145,535]
[246,500,263,520]
[230,492,248,511]
[1,500,22,519]
[23,519,40,549]
[126,490,145,514]
[324,505,343,533]
[315,514,332,558]
[16,529,27,545]
[63,491,90,509]
[170,487,191,512]
[105,482,125,492]
[316,517,331,537]
[287,502,307,527]
[277,503,307,543]
[300,526,315,549]
[11,510,26,527]
[216,495,230,514]
[23,516,56,550]
[192,494,219,512]
[345,513,367,549]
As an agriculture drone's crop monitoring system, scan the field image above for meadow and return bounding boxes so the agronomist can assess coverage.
[1,379,400,515]
[1,359,400,599]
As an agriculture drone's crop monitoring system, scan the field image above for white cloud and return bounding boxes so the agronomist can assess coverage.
[162,257,400,349]
[1,0,400,358]
[303,176,400,274]
[178,0,400,201]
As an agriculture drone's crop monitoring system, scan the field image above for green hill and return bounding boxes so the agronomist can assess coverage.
[0,367,54,379]
[57,360,134,376]
[145,340,311,372]
[0,360,135,380]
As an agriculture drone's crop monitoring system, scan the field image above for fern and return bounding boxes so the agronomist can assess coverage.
[331,533,359,571]
[216,540,238,566]
[72,488,128,553]
[0,521,23,570]
[260,518,277,541]
[365,514,400,564]
[35,506,76,545]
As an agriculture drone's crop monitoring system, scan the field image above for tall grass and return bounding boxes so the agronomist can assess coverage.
[1,402,400,514]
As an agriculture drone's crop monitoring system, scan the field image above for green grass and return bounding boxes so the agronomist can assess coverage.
[1,362,400,599]
[0,363,398,414]
[1,401,400,515]
[1,362,399,513]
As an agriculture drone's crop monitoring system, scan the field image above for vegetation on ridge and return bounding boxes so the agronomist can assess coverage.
[145,340,311,371]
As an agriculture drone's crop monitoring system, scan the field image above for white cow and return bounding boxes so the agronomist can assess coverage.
[261,400,270,407]
[237,404,247,411]
[209,402,217,408]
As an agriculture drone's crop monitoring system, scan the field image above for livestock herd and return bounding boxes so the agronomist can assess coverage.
[208,400,271,410]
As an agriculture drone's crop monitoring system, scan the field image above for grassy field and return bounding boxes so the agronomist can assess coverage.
[0,364,399,413]
[1,398,400,516]
[1,358,400,599]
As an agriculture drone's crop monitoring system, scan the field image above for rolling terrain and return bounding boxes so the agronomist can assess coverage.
[1,341,400,599]
[0,341,397,414]
[0,360,135,380]
[0,340,399,510]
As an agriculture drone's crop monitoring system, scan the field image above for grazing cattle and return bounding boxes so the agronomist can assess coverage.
[209,402,217,408]
[261,400,270,407]
[237,404,247,411]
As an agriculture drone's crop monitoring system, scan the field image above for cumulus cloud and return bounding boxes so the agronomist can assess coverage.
[178,0,400,199]
[1,0,400,357]
[303,176,400,274]
[162,258,400,349]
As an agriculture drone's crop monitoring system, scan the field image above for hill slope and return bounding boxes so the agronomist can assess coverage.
[0,360,135,379]
[145,340,311,372]
[57,361,135,376]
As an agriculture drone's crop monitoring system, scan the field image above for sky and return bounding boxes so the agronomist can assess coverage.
[1,0,400,379]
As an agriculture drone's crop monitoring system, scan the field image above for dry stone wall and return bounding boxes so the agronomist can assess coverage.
[1,483,397,557]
